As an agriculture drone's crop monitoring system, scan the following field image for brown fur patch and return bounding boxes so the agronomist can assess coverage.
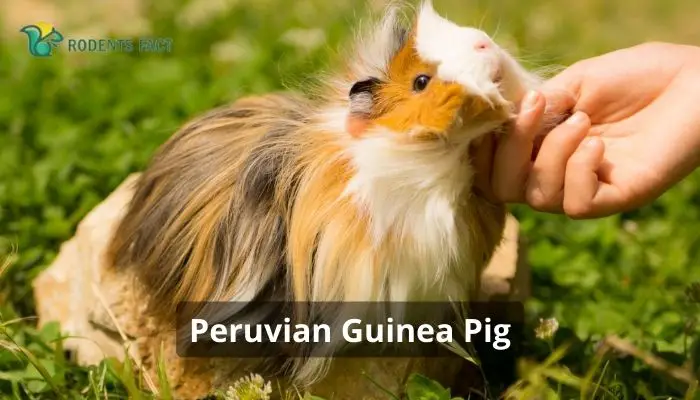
[106,94,315,320]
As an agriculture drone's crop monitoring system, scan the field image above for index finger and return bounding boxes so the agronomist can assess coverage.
[491,91,546,203]
[539,87,578,133]
[539,64,585,130]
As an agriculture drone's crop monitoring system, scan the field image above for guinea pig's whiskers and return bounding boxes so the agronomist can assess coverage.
[491,17,502,40]
[477,12,488,32]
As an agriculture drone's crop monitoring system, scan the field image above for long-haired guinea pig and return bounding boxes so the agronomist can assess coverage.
[107,0,540,386]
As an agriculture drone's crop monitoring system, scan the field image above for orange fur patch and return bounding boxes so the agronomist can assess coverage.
[373,36,467,135]
[287,131,364,301]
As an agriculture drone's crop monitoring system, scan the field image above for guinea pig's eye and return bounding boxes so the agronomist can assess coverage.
[412,75,431,92]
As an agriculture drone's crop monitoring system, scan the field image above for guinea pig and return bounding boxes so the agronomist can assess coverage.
[106,0,540,388]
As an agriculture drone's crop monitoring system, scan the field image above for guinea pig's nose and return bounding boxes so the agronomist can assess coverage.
[473,39,491,51]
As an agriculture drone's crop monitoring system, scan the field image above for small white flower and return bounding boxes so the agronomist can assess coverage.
[223,373,273,400]
[623,220,638,233]
[534,317,559,340]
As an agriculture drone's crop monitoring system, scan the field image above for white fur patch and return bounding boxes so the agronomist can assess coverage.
[341,128,476,301]
[343,135,468,246]
[414,1,539,104]
[351,6,405,80]
[415,2,500,97]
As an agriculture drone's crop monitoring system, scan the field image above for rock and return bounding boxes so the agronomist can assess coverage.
[34,174,142,366]
[479,213,530,302]
[33,173,530,399]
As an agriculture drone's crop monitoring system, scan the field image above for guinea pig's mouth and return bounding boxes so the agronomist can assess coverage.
[459,83,512,123]
[450,75,513,142]
[464,64,515,122]
[492,70,504,86]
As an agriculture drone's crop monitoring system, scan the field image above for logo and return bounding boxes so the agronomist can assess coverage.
[19,22,172,57]
[20,22,64,57]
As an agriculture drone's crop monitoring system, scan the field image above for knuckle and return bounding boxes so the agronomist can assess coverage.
[639,41,668,51]
[564,202,593,219]
[526,187,557,211]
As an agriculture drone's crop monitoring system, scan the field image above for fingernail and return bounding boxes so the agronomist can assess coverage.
[566,111,587,125]
[521,91,540,112]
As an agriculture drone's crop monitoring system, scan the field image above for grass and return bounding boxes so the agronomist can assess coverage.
[1,0,700,398]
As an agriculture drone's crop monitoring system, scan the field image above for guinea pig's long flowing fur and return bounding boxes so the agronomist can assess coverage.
[107,0,541,386]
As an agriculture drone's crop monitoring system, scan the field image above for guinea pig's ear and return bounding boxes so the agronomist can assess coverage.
[347,77,380,138]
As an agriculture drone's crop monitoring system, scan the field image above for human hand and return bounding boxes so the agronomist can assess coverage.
[472,42,700,218]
